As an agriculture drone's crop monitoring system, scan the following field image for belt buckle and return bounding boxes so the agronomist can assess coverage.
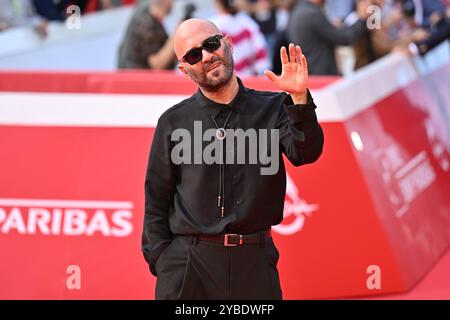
[224,233,243,246]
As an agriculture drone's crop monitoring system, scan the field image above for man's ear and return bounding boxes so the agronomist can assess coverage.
[224,34,234,52]
[178,64,191,79]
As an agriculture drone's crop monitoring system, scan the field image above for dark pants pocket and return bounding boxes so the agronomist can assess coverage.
[155,237,193,300]
[178,242,229,300]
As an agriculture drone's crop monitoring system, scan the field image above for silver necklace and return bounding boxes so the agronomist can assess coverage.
[210,109,233,218]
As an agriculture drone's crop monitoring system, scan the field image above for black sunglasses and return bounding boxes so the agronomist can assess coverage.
[182,34,224,65]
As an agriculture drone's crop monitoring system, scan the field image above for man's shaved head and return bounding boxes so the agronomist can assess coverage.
[173,18,235,93]
[173,18,222,60]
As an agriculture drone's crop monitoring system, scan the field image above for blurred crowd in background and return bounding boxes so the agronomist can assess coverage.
[0,1,134,36]
[1,0,449,76]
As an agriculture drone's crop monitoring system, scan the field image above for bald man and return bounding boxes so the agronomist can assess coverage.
[142,18,324,300]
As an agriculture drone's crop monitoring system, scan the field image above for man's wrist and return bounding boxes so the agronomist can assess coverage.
[290,91,308,105]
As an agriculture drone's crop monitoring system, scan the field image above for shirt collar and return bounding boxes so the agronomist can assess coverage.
[195,77,247,118]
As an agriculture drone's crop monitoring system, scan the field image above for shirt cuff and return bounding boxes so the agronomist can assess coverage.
[283,90,318,123]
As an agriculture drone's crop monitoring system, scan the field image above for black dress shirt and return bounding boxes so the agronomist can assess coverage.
[142,77,324,275]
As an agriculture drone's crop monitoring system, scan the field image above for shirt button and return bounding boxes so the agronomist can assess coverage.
[234,200,241,206]
[225,123,231,128]
[232,175,238,180]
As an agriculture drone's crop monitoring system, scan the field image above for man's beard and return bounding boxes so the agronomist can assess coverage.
[185,42,234,93]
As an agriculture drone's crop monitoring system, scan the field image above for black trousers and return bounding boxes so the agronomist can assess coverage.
[154,234,283,300]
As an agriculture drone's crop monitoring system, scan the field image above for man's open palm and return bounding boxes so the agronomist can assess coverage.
[264,43,308,96]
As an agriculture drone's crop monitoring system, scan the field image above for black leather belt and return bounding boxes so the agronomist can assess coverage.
[197,230,271,247]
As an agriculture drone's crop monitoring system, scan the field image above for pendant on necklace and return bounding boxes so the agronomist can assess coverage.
[216,128,226,140]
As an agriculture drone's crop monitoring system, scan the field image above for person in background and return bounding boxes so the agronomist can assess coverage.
[118,0,176,70]
[32,0,69,22]
[286,0,370,75]
[401,0,450,55]
[70,0,131,13]
[70,0,91,13]
[344,0,415,70]
[0,0,48,37]
[401,0,447,29]
[325,0,355,26]
[210,0,271,76]
[248,0,279,63]
[412,17,450,55]
[271,0,299,75]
